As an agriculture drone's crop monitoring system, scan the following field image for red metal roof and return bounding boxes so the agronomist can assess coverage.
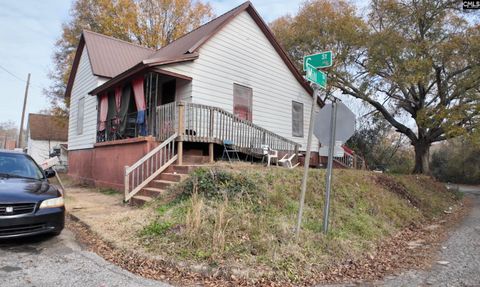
[83,30,154,78]
[66,1,318,104]
[145,2,250,63]
[28,114,68,142]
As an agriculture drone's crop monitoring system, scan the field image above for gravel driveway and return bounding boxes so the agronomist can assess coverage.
[376,185,480,287]
[0,229,170,287]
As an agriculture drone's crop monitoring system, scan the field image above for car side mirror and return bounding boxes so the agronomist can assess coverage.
[45,168,56,178]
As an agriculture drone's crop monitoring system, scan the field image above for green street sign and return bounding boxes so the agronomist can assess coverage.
[303,51,333,71]
[305,63,326,88]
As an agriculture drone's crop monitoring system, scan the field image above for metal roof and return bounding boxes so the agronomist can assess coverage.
[28,114,68,142]
[66,1,317,103]
[145,2,250,63]
[83,30,154,78]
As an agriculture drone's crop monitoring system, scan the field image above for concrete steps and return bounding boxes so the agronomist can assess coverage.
[130,163,201,206]
[130,195,154,206]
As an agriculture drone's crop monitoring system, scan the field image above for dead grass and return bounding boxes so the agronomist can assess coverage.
[186,188,204,237]
[135,165,459,282]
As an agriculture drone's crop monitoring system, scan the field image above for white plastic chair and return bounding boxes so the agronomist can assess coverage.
[278,153,299,169]
[261,145,278,166]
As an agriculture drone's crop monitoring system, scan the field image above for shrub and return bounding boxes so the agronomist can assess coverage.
[431,138,480,184]
[181,168,259,199]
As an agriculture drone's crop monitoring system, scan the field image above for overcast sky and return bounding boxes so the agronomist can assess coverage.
[0,0,357,128]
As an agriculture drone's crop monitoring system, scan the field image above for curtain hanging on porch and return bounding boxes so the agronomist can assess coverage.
[107,93,116,122]
[115,86,122,114]
[118,86,132,135]
[132,76,147,136]
[98,93,108,131]
[132,76,146,111]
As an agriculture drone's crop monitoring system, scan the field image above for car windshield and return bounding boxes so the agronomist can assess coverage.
[0,152,44,180]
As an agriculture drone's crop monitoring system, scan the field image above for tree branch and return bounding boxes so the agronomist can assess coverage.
[333,73,418,143]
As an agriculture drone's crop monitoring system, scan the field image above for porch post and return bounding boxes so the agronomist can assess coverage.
[177,102,185,165]
[209,143,214,163]
[294,144,299,163]
[124,165,129,201]
[209,108,215,163]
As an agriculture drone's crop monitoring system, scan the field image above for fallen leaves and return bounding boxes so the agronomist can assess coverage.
[66,196,471,286]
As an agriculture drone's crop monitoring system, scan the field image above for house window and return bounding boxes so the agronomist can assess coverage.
[233,83,252,121]
[292,101,304,137]
[77,97,85,135]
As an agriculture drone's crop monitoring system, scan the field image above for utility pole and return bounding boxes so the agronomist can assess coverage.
[18,73,30,148]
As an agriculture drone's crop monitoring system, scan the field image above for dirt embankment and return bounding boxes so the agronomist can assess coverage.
[65,166,465,286]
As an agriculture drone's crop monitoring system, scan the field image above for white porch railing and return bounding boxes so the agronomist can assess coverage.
[156,102,177,141]
[334,152,366,170]
[124,133,178,201]
[157,101,301,156]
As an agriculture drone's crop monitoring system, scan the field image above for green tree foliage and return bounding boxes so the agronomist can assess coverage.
[431,138,480,184]
[271,0,480,174]
[45,0,213,121]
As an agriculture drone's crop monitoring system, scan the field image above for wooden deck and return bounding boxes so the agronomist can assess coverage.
[157,101,301,164]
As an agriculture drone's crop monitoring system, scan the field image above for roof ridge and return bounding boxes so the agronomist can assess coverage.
[82,29,155,51]
[152,1,251,54]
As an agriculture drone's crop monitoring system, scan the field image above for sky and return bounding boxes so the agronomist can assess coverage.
[0,0,310,129]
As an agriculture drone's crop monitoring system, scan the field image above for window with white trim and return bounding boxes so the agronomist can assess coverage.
[77,97,85,135]
[233,83,252,121]
[292,101,304,137]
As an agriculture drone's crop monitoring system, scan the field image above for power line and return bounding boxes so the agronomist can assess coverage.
[0,64,26,82]
[0,64,44,91]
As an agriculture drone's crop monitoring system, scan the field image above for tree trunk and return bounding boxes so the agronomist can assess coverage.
[413,141,430,174]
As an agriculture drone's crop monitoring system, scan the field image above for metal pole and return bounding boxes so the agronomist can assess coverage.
[322,99,338,234]
[18,73,30,148]
[295,87,319,239]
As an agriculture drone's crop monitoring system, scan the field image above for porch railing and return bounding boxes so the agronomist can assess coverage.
[97,112,138,142]
[124,132,178,201]
[157,101,301,156]
[334,152,366,170]
[156,102,177,141]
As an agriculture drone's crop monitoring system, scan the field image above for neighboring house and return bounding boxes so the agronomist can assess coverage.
[0,133,17,150]
[27,114,68,168]
[66,1,324,194]
[4,139,16,150]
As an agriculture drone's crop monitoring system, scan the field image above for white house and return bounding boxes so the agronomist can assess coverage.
[65,1,324,195]
[26,113,68,168]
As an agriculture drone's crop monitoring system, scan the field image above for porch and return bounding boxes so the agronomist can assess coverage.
[95,70,191,143]
[123,100,302,203]
[156,101,301,164]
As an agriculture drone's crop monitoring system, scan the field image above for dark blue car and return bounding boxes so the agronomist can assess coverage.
[0,150,64,239]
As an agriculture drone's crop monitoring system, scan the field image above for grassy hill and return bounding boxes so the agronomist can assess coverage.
[139,163,460,282]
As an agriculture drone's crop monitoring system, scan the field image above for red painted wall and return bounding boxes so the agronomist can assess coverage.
[68,149,94,184]
[68,137,159,191]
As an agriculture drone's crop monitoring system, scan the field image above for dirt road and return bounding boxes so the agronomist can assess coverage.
[379,185,480,287]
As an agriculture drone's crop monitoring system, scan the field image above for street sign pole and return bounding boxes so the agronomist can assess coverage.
[295,85,320,240]
[322,98,338,234]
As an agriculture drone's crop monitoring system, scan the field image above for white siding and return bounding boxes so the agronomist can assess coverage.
[68,47,102,150]
[162,11,319,150]
[27,137,66,165]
